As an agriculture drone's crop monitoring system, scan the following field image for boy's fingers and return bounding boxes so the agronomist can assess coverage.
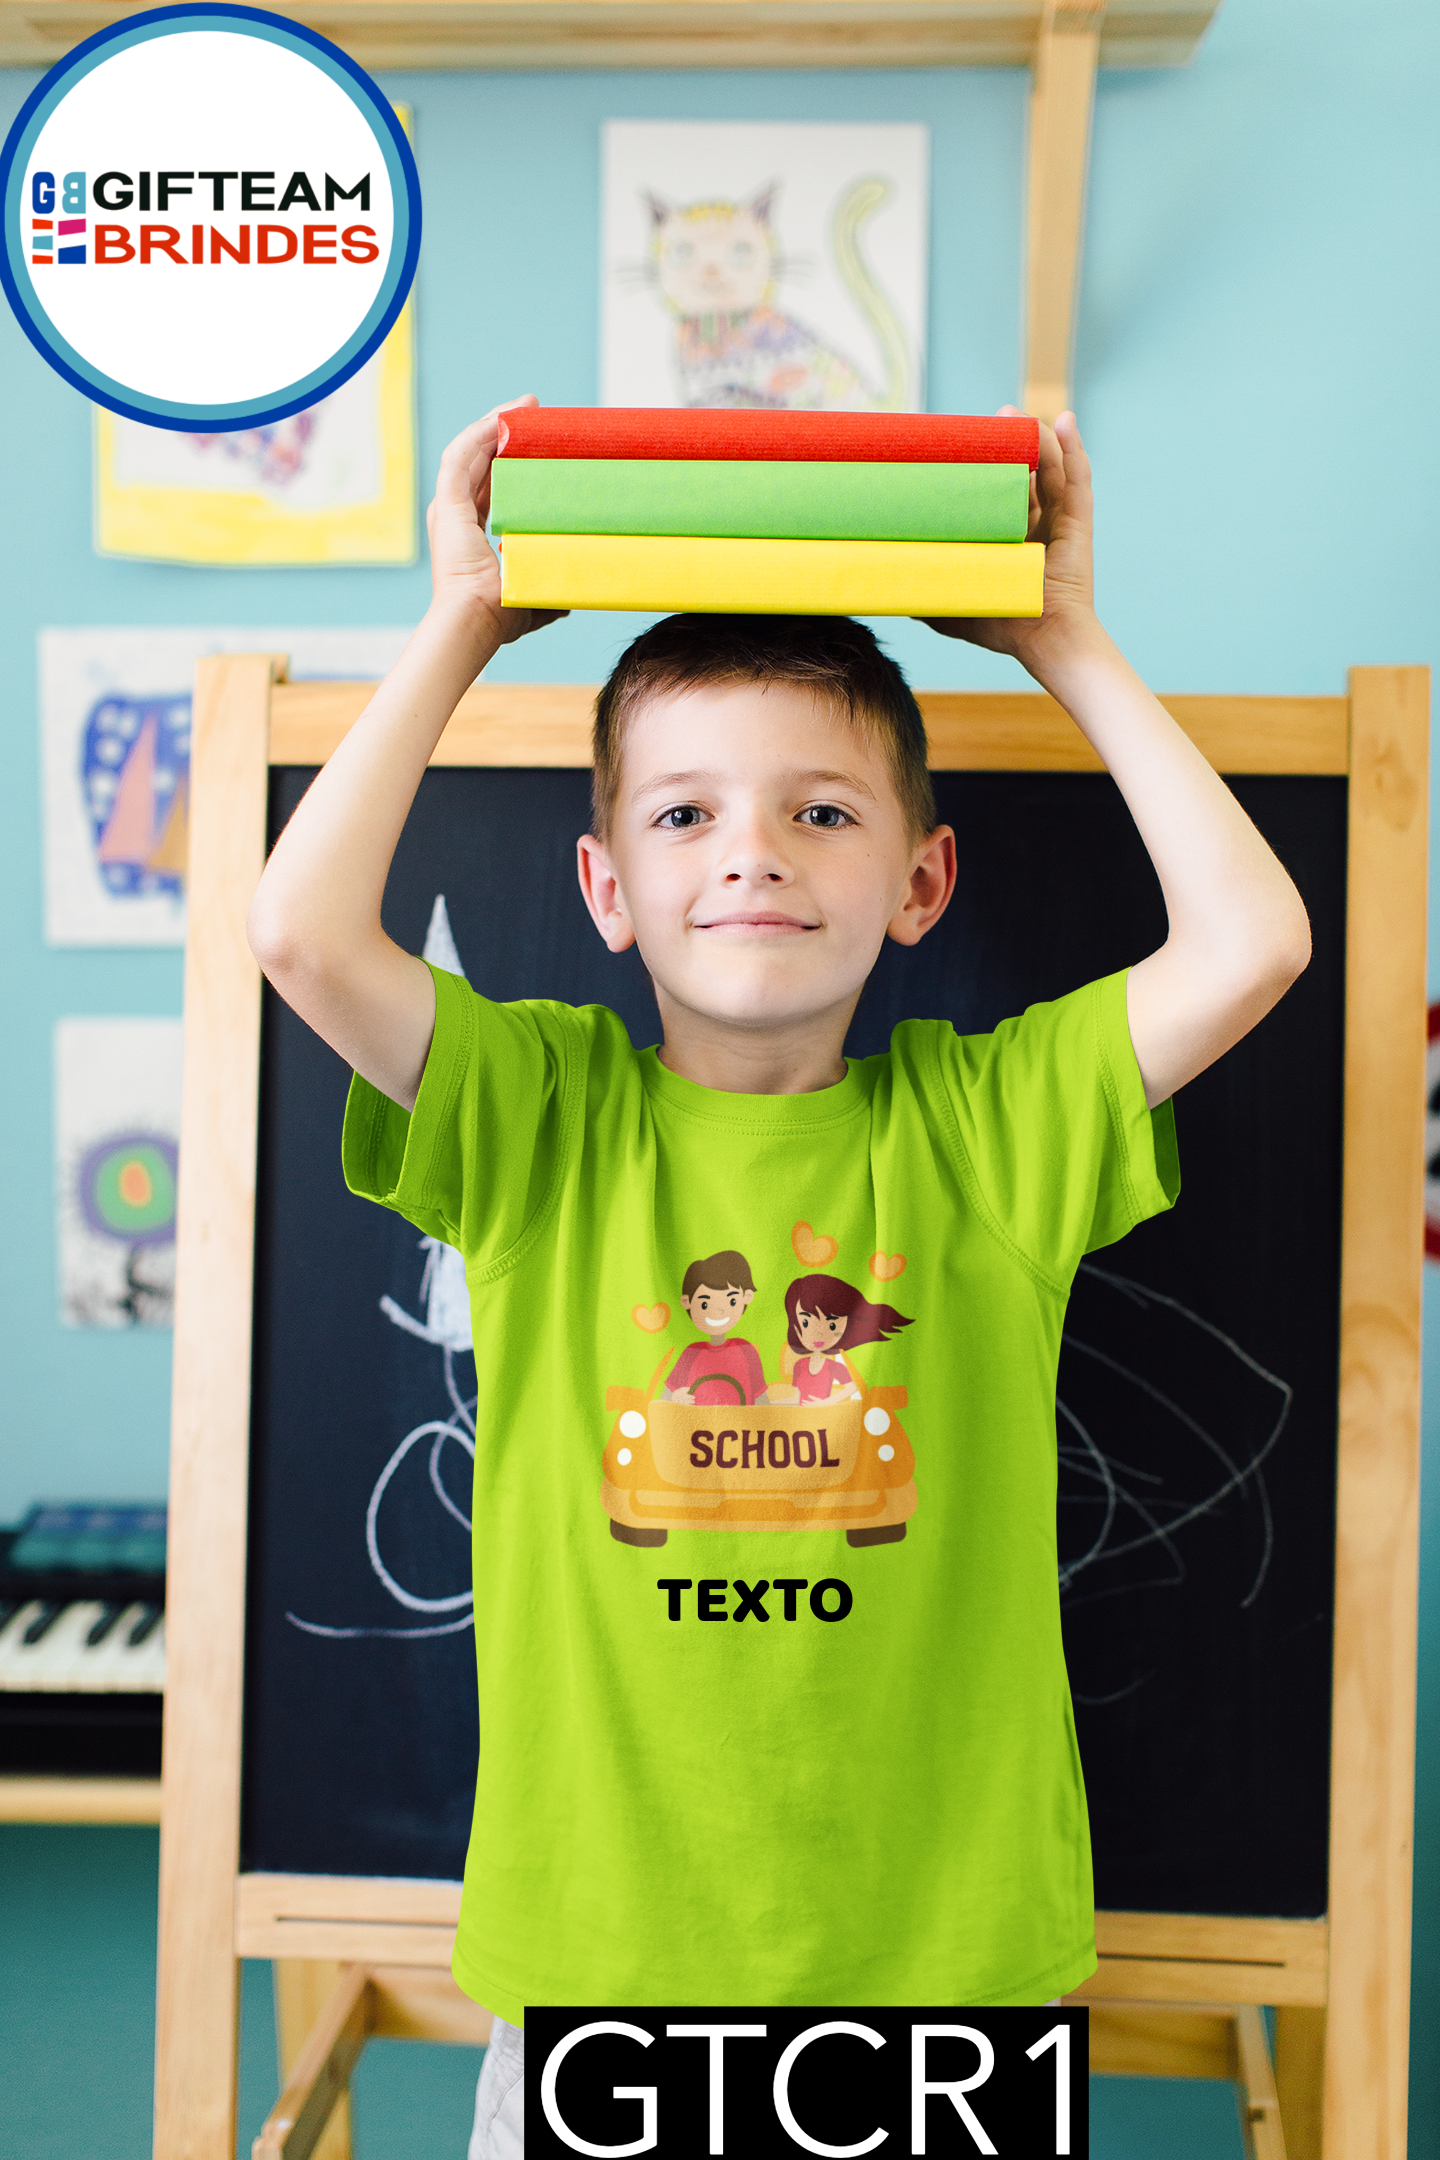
[1053,410,1093,494]
[435,394,539,508]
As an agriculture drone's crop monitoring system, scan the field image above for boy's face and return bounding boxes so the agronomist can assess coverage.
[576,682,955,1042]
[682,1282,753,1336]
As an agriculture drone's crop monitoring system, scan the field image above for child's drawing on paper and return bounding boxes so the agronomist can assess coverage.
[107,367,379,513]
[602,122,928,413]
[183,412,319,490]
[83,694,191,906]
[41,628,414,945]
[93,313,416,566]
[55,1019,183,1329]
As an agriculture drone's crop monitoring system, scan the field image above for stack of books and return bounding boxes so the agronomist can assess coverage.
[491,409,1044,618]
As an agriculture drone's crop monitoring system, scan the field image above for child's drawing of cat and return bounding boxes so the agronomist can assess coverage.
[641,178,913,411]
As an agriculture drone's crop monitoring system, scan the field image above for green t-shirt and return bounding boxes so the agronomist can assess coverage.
[343,964,1179,2019]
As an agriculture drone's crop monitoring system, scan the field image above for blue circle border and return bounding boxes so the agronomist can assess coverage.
[0,3,421,430]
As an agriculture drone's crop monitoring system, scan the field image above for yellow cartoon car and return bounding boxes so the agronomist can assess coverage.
[601,1352,916,1549]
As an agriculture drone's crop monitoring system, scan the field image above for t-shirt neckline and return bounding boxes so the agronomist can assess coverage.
[638,1042,870,1129]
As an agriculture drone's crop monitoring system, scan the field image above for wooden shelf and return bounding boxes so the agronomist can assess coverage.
[0,0,1221,74]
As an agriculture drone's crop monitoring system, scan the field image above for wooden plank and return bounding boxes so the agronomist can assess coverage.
[253,1966,371,2160]
[1273,2006,1325,2160]
[269,680,596,768]
[240,1873,465,1926]
[238,1872,463,1966]
[1324,667,1429,2160]
[0,1775,162,1825]
[268,679,1350,776]
[921,692,1350,773]
[1074,1959,1326,2010]
[1235,2002,1288,2160]
[274,1966,353,2160]
[1073,1912,1330,2008]
[1083,2001,1238,2081]
[154,654,282,2160]
[1024,0,1102,421]
[0,1,1225,74]
[246,1919,461,1965]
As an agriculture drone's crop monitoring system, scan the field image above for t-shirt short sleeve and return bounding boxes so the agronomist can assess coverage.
[341,962,576,1268]
[924,968,1179,1287]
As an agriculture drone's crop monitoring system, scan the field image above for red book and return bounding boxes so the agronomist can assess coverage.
[496,407,1039,471]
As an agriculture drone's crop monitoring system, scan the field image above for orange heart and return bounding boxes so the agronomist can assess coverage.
[869,1252,906,1281]
[632,1303,670,1332]
[792,1222,838,1267]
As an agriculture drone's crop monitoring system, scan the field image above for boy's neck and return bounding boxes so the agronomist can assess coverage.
[655,992,856,1096]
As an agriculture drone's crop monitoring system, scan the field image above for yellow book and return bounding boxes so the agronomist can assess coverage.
[500,534,1045,618]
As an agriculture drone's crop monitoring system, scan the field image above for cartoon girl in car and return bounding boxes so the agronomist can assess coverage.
[777,1274,914,1403]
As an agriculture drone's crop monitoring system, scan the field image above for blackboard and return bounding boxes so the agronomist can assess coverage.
[243,763,1345,1921]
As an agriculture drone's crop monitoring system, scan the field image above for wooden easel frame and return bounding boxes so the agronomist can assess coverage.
[154,662,1426,2160]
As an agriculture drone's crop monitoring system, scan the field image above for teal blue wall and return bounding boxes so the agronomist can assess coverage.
[1,0,1435,2151]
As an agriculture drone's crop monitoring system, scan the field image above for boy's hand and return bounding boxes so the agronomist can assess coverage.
[921,408,1097,674]
[427,397,567,649]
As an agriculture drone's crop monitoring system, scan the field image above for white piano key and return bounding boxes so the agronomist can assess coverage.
[0,1601,47,1683]
[0,1598,166,1693]
[0,1600,104,1690]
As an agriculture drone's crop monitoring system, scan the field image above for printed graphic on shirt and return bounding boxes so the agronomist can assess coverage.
[602,1245,917,1551]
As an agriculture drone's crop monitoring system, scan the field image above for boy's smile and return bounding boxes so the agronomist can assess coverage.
[576,681,955,1094]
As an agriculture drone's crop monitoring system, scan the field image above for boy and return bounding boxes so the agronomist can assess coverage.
[664,1250,767,1409]
[247,398,1309,2155]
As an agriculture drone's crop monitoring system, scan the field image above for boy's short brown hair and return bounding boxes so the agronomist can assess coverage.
[591,615,937,846]
[682,1250,755,1299]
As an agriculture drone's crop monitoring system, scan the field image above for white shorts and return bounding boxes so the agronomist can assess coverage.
[469,2016,525,2160]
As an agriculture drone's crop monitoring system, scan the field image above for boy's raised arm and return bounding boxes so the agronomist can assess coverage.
[246,400,563,1111]
[926,413,1312,1108]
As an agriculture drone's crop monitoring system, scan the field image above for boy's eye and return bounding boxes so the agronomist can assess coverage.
[654,804,709,830]
[798,803,853,829]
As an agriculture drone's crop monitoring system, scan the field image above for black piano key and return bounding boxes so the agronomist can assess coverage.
[0,1602,18,1634]
[127,1604,163,1647]
[86,1603,123,1647]
[22,1602,62,1645]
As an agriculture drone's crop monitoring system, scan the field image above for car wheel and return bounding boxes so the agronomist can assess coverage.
[611,1520,667,1548]
[847,1524,906,1548]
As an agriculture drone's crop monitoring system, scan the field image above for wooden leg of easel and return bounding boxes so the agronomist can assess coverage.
[273,1964,355,2160]
[1273,2007,1325,2160]
[254,1966,372,2160]
[1234,2006,1288,2160]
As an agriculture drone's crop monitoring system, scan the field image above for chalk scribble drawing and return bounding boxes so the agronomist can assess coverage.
[1057,1264,1293,1707]
[288,897,477,1642]
[602,121,928,413]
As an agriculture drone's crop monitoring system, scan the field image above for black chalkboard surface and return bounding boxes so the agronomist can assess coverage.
[243,765,1345,1921]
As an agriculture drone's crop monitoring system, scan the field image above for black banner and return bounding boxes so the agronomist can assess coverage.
[526,2007,1088,2157]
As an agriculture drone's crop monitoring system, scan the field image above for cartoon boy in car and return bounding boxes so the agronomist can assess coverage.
[662,1249,771,1407]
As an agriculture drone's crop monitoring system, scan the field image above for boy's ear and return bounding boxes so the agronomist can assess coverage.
[576,832,636,953]
[887,825,957,948]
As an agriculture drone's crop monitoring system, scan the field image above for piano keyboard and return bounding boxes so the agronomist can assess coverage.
[0,1598,165,1694]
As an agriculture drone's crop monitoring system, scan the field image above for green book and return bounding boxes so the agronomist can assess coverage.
[490,458,1031,543]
